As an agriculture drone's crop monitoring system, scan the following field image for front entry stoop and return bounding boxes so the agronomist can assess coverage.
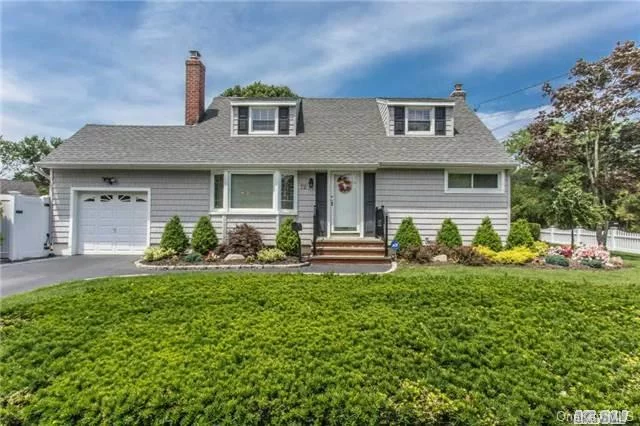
[310,238,391,264]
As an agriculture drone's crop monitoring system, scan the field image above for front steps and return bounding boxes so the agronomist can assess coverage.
[310,238,390,264]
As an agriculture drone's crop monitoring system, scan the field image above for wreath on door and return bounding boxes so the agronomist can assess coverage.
[337,175,352,194]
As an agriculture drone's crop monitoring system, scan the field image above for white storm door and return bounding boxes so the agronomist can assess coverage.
[77,192,148,254]
[331,173,359,232]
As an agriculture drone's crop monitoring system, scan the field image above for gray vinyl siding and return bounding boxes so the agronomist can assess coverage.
[377,101,390,136]
[377,169,510,243]
[232,105,296,136]
[51,169,210,246]
[296,171,315,244]
[388,106,454,136]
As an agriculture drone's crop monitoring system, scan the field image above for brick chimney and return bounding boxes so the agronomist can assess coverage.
[185,50,206,125]
[450,83,466,101]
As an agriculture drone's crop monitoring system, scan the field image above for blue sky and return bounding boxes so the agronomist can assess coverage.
[2,1,639,142]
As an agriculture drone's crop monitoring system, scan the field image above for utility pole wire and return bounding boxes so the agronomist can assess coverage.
[473,72,569,111]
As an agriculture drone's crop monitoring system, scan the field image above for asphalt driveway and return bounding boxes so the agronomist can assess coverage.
[1,256,393,297]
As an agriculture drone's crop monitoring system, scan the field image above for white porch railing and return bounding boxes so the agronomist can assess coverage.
[540,227,640,254]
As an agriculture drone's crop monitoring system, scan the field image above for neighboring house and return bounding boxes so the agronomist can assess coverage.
[0,179,40,196]
[40,51,516,256]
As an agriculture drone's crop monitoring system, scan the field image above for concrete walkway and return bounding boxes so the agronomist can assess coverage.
[1,255,393,297]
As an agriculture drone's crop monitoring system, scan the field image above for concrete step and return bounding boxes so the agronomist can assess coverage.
[316,239,384,249]
[316,246,386,256]
[310,255,391,264]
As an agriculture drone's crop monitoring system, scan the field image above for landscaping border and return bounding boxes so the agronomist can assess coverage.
[134,259,310,270]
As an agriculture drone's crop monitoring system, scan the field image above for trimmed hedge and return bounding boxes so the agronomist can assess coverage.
[436,218,462,248]
[472,217,502,251]
[394,217,422,250]
[507,219,534,249]
[160,216,189,254]
[276,217,300,256]
[191,216,218,255]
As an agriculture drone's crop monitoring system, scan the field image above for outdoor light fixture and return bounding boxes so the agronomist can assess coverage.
[102,177,117,185]
[308,177,314,190]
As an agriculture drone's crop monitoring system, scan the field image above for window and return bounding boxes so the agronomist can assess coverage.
[250,107,277,133]
[230,174,273,209]
[135,197,147,203]
[213,174,224,209]
[447,172,501,191]
[100,194,113,202]
[407,107,432,133]
[118,195,131,202]
[280,174,295,210]
[83,196,95,202]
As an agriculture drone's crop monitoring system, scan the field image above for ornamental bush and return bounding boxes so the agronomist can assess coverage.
[276,217,300,256]
[191,216,218,255]
[143,246,176,262]
[472,217,502,251]
[528,223,541,241]
[160,216,189,254]
[184,252,202,263]
[453,246,489,266]
[394,217,422,250]
[223,224,264,257]
[493,246,538,265]
[545,255,569,267]
[531,241,550,257]
[436,218,462,248]
[473,245,497,262]
[506,219,534,249]
[257,248,287,263]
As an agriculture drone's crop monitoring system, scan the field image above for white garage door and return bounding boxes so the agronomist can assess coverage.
[77,192,149,254]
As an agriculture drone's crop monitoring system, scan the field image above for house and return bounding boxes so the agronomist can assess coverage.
[40,51,516,257]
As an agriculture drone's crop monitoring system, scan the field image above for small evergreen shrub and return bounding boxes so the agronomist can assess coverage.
[143,246,176,262]
[257,248,287,263]
[191,216,218,255]
[394,217,422,250]
[472,217,502,251]
[276,217,300,256]
[580,258,604,269]
[528,223,541,241]
[160,216,189,254]
[436,218,462,248]
[224,224,264,257]
[506,219,534,249]
[184,252,202,263]
[545,255,569,267]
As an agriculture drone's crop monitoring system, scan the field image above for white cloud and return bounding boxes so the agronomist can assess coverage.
[478,105,550,140]
[1,72,37,104]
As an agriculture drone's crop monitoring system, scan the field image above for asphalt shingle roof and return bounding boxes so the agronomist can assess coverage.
[41,97,516,168]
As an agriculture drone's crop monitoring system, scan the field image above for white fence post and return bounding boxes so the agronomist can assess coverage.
[540,226,640,254]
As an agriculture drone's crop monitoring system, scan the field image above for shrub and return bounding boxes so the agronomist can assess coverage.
[528,223,541,241]
[184,252,202,263]
[573,245,610,265]
[548,245,573,258]
[191,216,218,255]
[224,224,264,257]
[493,246,537,265]
[436,218,462,248]
[453,246,489,266]
[580,258,604,269]
[276,217,300,256]
[399,246,432,264]
[257,248,287,263]
[472,217,502,251]
[142,246,176,262]
[531,241,549,257]
[473,245,498,262]
[545,255,569,267]
[394,217,422,251]
[160,216,189,254]
[506,219,534,249]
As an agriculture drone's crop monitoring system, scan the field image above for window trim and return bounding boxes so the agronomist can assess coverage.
[210,170,297,215]
[405,106,435,136]
[249,106,278,135]
[444,170,505,194]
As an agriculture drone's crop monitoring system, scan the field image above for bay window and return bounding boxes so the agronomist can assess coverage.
[211,171,297,213]
[446,171,502,192]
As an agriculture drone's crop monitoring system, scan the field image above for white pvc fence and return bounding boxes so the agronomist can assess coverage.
[540,227,640,254]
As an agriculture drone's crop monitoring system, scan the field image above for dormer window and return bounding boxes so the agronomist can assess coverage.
[407,107,433,134]
[250,107,277,134]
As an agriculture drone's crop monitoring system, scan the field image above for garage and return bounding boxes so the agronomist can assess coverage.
[75,191,149,254]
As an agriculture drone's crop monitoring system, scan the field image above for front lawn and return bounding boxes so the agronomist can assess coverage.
[2,264,639,424]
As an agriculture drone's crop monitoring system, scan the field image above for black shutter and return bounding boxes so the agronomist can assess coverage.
[435,106,446,135]
[394,106,405,135]
[238,106,249,134]
[315,173,327,237]
[364,173,376,236]
[278,107,290,135]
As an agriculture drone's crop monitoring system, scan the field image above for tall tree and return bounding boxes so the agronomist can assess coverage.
[0,135,63,194]
[221,81,297,97]
[523,41,640,245]
[552,175,604,247]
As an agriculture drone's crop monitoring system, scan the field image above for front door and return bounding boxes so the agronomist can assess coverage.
[331,173,359,233]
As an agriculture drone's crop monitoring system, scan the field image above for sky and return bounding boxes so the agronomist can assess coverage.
[1,1,639,143]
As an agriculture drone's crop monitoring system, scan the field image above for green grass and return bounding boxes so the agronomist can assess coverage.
[2,264,640,424]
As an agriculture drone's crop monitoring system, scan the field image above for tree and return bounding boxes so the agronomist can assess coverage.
[0,135,63,194]
[472,217,502,251]
[614,184,640,232]
[524,41,640,245]
[191,216,218,255]
[160,216,190,254]
[552,175,604,247]
[221,81,297,97]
